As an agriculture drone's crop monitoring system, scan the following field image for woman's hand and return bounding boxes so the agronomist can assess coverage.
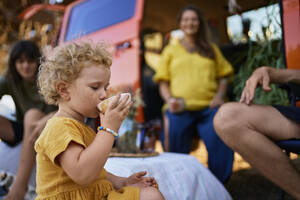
[100,93,132,132]
[209,94,224,109]
[167,97,185,113]
[125,171,158,188]
[240,67,272,105]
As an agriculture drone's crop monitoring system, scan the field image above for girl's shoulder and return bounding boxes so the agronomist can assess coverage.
[45,116,89,132]
[35,117,89,151]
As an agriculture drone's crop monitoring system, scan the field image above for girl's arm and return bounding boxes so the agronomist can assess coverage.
[57,95,131,185]
[106,172,126,190]
[107,171,157,190]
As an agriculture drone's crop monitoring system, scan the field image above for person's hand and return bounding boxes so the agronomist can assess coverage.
[100,93,132,132]
[125,171,158,188]
[209,94,224,109]
[240,67,272,105]
[167,97,185,113]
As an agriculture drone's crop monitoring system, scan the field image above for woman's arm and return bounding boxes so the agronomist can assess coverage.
[159,81,185,113]
[159,81,172,102]
[216,78,227,99]
[210,78,227,109]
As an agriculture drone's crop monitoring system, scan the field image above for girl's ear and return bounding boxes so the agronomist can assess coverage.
[56,81,70,101]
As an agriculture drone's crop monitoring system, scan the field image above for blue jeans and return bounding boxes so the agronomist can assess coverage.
[165,107,233,182]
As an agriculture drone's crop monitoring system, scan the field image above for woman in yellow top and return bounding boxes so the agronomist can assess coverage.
[35,42,165,200]
[154,5,234,183]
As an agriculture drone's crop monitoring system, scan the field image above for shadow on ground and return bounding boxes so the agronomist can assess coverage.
[225,157,300,200]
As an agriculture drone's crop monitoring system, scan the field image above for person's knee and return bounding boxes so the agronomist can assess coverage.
[214,103,241,131]
[140,187,165,200]
[214,103,255,148]
[23,108,43,125]
[214,102,250,143]
[23,109,44,144]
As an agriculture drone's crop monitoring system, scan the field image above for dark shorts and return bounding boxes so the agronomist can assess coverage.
[273,105,300,124]
[3,120,24,146]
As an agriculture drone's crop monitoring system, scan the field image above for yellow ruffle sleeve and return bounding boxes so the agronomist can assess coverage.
[153,45,172,83]
[212,44,234,79]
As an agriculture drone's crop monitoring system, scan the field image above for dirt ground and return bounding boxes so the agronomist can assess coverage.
[156,140,299,200]
[190,141,300,200]
[224,158,300,200]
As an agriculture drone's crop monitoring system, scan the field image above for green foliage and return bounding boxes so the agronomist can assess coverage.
[117,118,140,153]
[115,90,144,153]
[233,40,289,105]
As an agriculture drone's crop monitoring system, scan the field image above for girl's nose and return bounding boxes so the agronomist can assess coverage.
[99,90,107,101]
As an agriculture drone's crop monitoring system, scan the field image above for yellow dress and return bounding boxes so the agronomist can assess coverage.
[34,117,139,200]
[153,40,234,111]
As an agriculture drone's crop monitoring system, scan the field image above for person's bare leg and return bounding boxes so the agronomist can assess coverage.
[0,116,15,144]
[163,113,169,152]
[140,186,165,200]
[5,109,46,200]
[214,102,300,199]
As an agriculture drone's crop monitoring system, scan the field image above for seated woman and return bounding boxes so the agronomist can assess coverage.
[153,5,234,182]
[0,40,57,199]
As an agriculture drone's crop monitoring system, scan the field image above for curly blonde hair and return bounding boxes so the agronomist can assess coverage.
[38,42,112,105]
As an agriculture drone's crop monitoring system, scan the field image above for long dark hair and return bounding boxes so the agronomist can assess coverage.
[177,5,215,59]
[6,40,41,83]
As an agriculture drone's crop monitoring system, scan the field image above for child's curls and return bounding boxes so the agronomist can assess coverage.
[38,42,112,105]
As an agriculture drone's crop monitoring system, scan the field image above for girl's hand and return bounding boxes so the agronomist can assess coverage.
[125,171,158,188]
[100,93,132,132]
[209,94,224,109]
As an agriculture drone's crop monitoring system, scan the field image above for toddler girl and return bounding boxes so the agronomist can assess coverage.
[35,42,165,200]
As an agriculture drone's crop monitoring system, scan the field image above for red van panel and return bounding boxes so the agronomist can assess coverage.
[59,0,144,90]
[282,0,300,70]
[59,0,145,121]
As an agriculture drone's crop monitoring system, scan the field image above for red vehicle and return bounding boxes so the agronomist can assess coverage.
[281,0,300,71]
[18,0,300,121]
[281,0,300,106]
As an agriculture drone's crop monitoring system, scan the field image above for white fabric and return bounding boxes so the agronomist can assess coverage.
[105,152,232,200]
[0,139,232,200]
[0,143,36,200]
[0,98,16,121]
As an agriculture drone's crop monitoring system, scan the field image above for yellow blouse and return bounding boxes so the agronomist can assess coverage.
[34,117,139,200]
[153,41,233,111]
